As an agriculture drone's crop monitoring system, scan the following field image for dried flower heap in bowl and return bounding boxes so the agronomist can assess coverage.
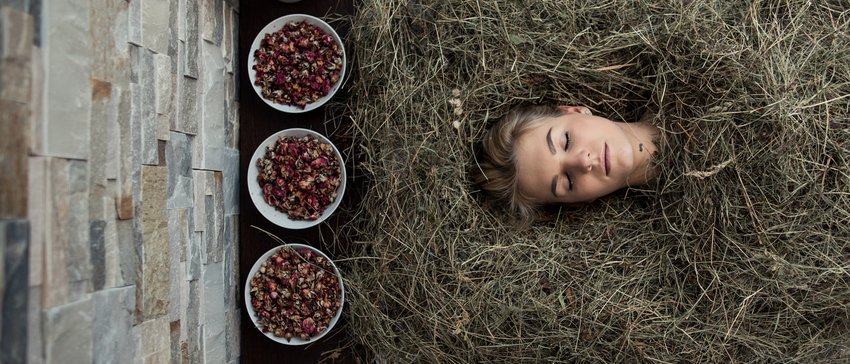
[256,135,342,221]
[252,20,344,109]
[247,244,344,344]
[248,128,347,229]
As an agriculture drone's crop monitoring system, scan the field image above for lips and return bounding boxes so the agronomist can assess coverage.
[604,143,610,176]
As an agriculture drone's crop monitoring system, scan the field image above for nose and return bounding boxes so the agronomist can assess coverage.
[563,150,593,173]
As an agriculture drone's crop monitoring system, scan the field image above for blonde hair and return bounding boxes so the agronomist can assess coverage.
[474,104,565,223]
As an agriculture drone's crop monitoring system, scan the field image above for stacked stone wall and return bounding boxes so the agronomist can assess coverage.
[0,0,241,363]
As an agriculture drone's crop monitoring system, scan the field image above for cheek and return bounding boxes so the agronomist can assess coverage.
[578,176,620,199]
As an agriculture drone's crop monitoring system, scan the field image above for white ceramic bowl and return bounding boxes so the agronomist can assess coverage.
[244,243,345,345]
[248,128,347,229]
[248,14,346,113]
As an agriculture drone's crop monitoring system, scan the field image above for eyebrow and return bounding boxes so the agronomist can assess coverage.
[546,127,556,155]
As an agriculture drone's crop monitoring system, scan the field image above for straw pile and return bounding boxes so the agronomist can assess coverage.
[333,0,850,362]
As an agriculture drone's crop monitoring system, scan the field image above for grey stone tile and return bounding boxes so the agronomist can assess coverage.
[177,0,186,42]
[27,157,46,287]
[168,0,178,57]
[128,44,140,83]
[1,219,29,364]
[28,44,45,155]
[27,286,43,364]
[201,261,225,364]
[167,131,194,209]
[154,53,174,141]
[89,220,106,291]
[137,316,170,360]
[176,76,199,135]
[102,195,121,289]
[126,81,146,219]
[201,0,222,46]
[192,125,205,170]
[186,279,202,363]
[203,195,218,264]
[29,0,42,46]
[44,0,92,159]
[89,79,111,222]
[224,75,238,148]
[183,0,199,79]
[225,308,240,363]
[167,208,189,321]
[212,173,224,262]
[192,170,208,232]
[66,160,91,294]
[105,86,121,180]
[132,213,144,321]
[223,148,239,215]
[141,0,171,54]
[183,208,201,274]
[221,3,232,67]
[200,41,226,171]
[187,229,201,281]
[127,0,141,46]
[134,47,159,166]
[116,219,137,287]
[43,158,69,308]
[231,10,239,94]
[222,216,234,308]
[44,298,93,364]
[92,286,136,364]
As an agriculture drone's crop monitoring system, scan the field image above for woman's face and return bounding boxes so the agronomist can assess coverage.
[514,107,651,204]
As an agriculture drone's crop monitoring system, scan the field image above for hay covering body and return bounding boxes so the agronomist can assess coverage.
[338,1,850,362]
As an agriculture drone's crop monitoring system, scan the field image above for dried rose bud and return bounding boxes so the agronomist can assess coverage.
[253,21,344,108]
[249,246,342,341]
[302,317,317,335]
[256,135,342,220]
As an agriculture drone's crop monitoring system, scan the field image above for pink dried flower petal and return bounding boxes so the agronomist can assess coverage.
[256,135,342,220]
[249,246,341,340]
[253,21,344,108]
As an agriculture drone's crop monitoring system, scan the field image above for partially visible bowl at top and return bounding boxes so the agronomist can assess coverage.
[248,14,346,113]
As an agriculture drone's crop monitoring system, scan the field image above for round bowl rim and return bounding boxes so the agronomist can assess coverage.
[247,14,347,113]
[243,243,346,345]
[247,128,347,229]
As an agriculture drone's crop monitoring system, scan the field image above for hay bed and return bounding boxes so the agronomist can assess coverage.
[331,1,850,362]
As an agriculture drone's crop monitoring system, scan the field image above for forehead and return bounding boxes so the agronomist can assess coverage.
[514,120,556,201]
[515,117,554,158]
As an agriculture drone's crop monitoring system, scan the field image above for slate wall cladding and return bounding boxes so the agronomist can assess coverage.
[1,220,30,364]
[0,0,241,362]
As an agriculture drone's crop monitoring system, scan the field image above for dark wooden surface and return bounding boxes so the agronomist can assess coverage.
[238,1,361,363]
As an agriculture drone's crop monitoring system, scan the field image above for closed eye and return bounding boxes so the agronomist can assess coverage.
[564,133,572,191]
